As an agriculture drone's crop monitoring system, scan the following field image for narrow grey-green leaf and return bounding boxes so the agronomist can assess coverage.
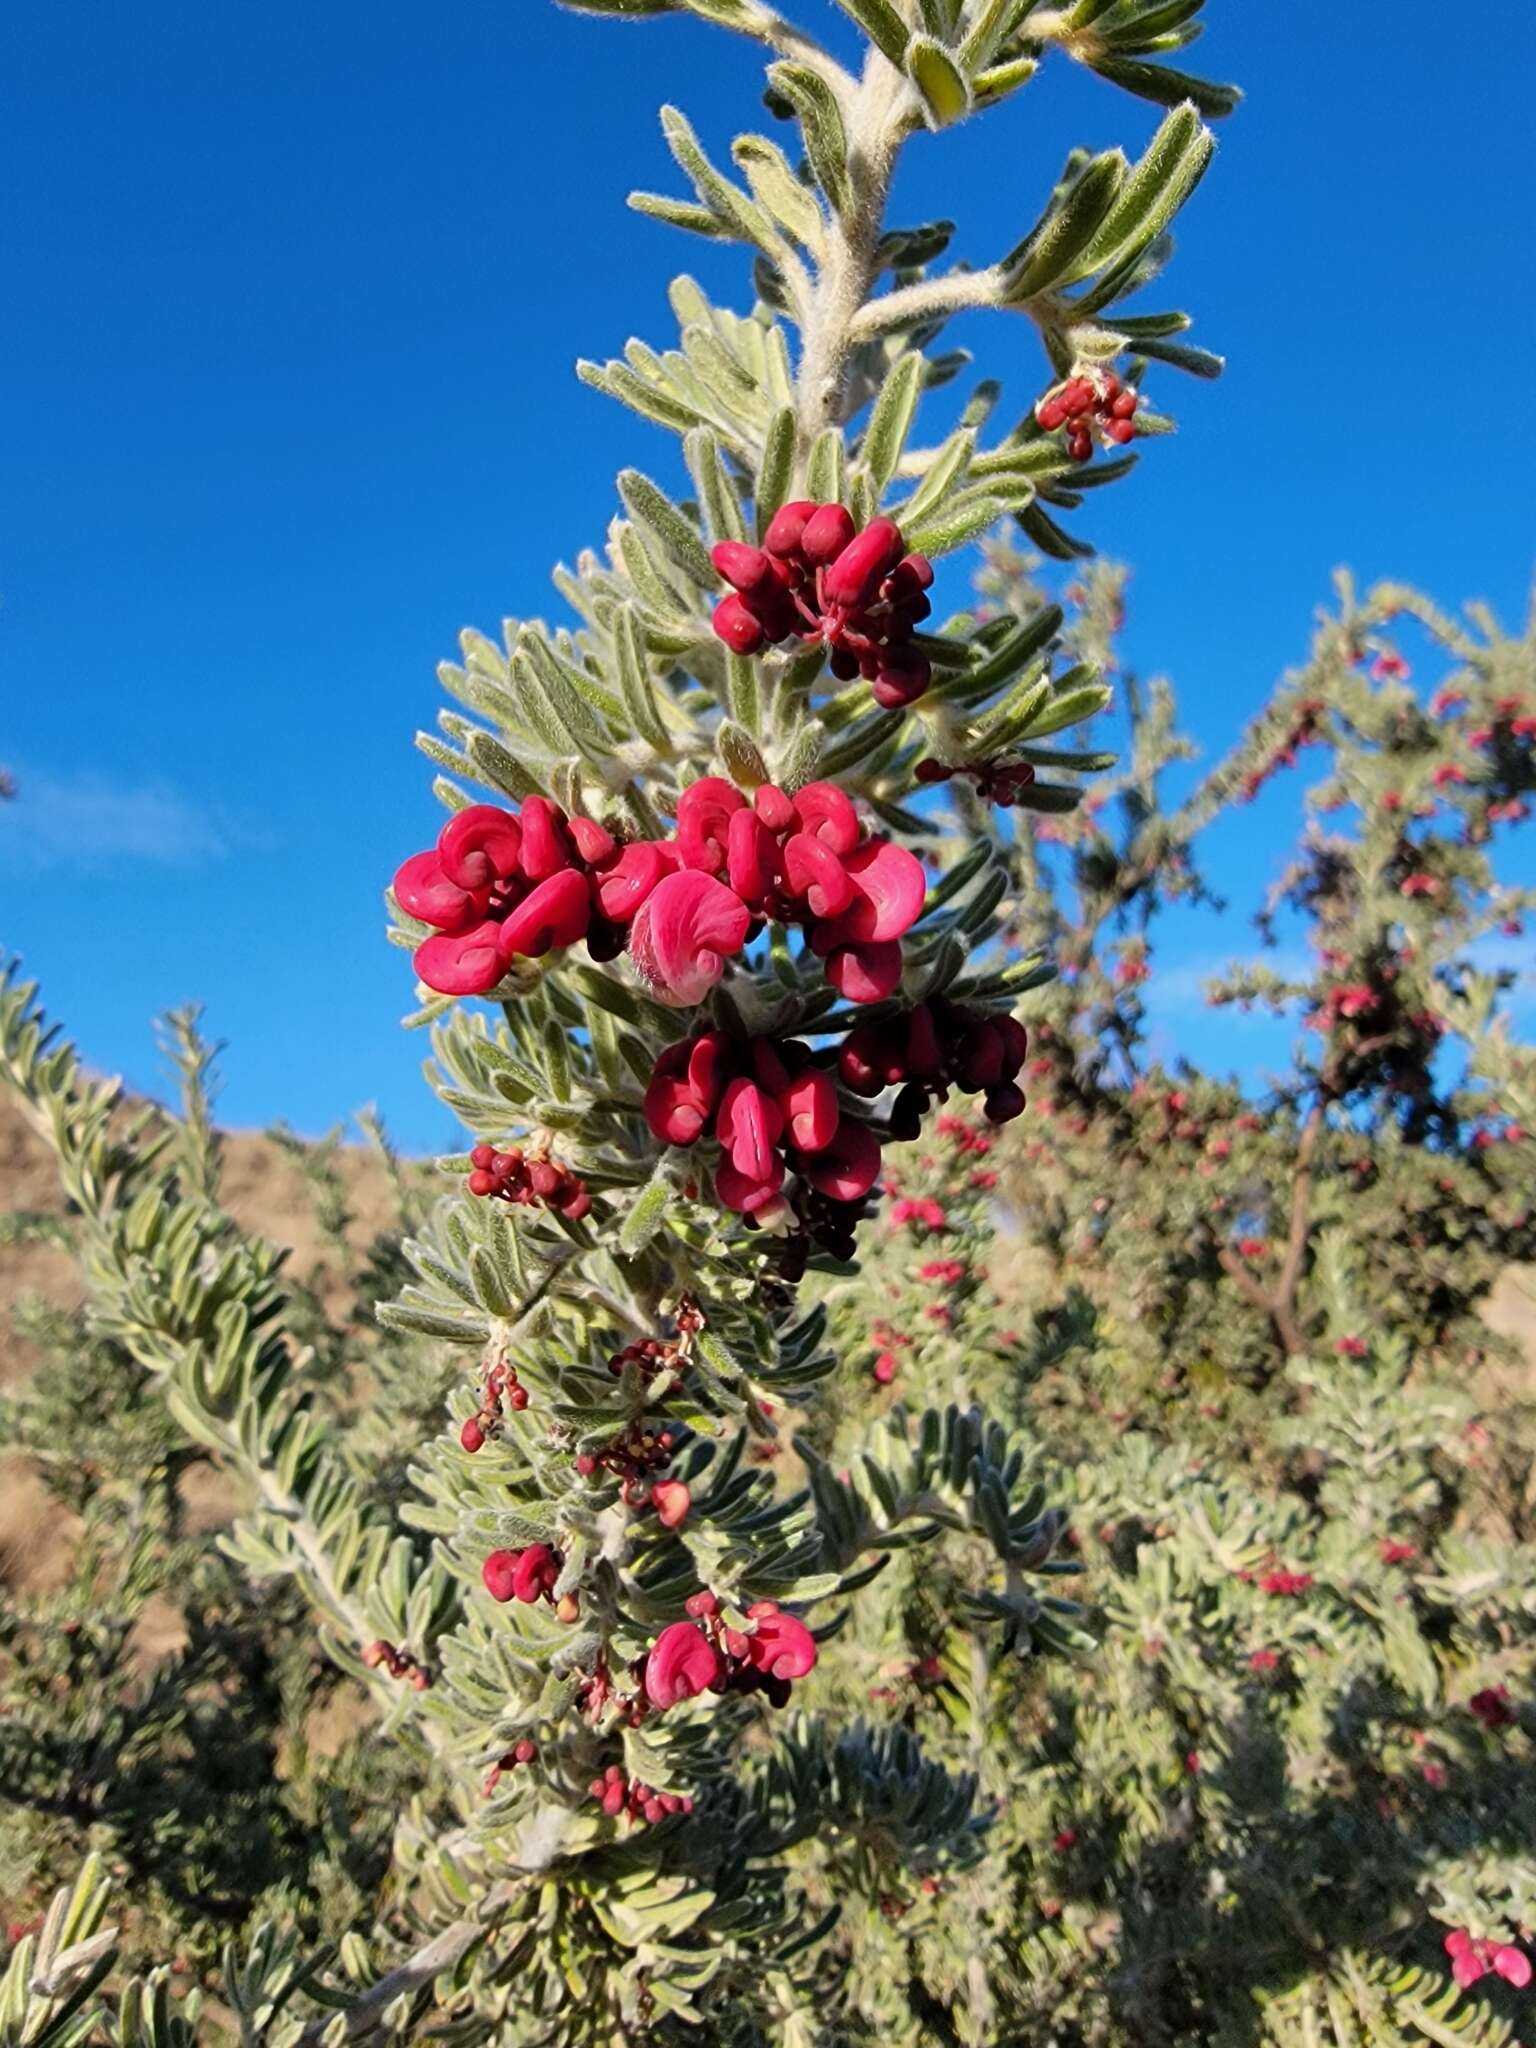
[614,605,672,752]
[732,134,826,253]
[766,63,853,217]
[806,429,847,505]
[1089,55,1242,120]
[831,0,910,65]
[756,406,797,535]
[618,469,717,588]
[905,493,1005,559]
[861,351,925,496]
[620,1173,674,1258]
[626,192,728,239]
[1003,151,1126,298]
[1081,104,1214,275]
[684,427,748,545]
[1019,679,1112,738]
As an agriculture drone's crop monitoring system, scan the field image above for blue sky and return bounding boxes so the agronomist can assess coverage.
[2,1,1533,1153]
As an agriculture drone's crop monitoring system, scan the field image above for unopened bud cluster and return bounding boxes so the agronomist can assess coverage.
[460,1356,529,1452]
[466,1143,590,1221]
[1035,371,1140,461]
[588,1764,695,1826]
[711,504,935,709]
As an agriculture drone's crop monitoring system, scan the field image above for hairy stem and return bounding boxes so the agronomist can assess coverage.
[794,49,915,444]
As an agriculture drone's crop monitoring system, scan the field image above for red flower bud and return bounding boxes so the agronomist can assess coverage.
[497,869,591,960]
[726,807,777,906]
[517,795,574,882]
[780,1067,839,1154]
[783,832,856,918]
[824,518,906,607]
[394,851,483,930]
[710,540,776,594]
[677,777,748,874]
[753,783,796,832]
[713,593,767,655]
[800,502,857,565]
[796,1116,881,1202]
[715,1150,786,1214]
[824,839,927,945]
[871,645,932,710]
[791,781,860,856]
[568,816,616,866]
[826,939,904,1004]
[717,1077,785,1182]
[482,1550,521,1603]
[762,500,818,557]
[652,1479,691,1529]
[595,840,676,924]
[415,920,508,996]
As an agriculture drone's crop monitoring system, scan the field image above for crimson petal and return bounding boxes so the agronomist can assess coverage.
[716,1077,784,1182]
[437,804,523,890]
[393,850,483,931]
[414,920,506,996]
[629,871,751,1008]
[827,939,904,1004]
[498,870,590,959]
[795,1116,881,1202]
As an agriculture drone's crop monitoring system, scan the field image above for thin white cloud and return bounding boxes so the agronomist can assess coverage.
[0,768,228,868]
[1140,947,1313,1021]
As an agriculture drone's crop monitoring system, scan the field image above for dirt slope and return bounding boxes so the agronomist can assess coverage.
[0,1091,400,1596]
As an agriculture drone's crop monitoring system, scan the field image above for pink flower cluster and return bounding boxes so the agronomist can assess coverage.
[919,1259,967,1285]
[1258,1567,1314,1597]
[394,798,617,996]
[1444,1929,1532,1990]
[645,1030,880,1218]
[645,1592,818,1714]
[840,999,1029,1127]
[642,777,928,1006]
[395,783,928,1009]
[1320,983,1380,1024]
[891,1195,947,1234]
[710,505,935,710]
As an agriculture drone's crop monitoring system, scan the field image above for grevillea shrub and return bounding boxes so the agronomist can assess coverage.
[790,557,1536,2045]
[0,0,1245,2038]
